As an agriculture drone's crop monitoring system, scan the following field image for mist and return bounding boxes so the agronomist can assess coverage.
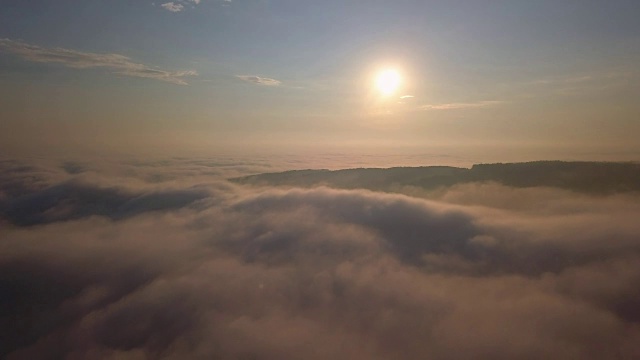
[2,157,639,359]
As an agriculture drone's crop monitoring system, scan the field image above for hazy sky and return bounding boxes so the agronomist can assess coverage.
[1,0,639,157]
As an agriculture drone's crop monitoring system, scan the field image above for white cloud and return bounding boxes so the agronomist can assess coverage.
[159,0,217,12]
[0,39,197,85]
[237,75,282,86]
[420,100,503,110]
[161,2,184,12]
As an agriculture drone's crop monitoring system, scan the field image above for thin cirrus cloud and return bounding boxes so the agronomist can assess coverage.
[420,100,503,110]
[160,0,226,12]
[237,75,282,86]
[0,39,197,85]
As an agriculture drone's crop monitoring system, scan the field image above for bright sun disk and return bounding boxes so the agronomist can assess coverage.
[375,69,401,96]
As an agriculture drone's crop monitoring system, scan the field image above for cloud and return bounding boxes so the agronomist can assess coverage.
[2,180,210,226]
[161,2,184,12]
[400,95,415,99]
[420,100,503,110]
[1,157,640,359]
[0,39,197,85]
[160,0,216,12]
[237,75,282,86]
[517,70,639,98]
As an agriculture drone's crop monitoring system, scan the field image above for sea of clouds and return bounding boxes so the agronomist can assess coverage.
[1,156,639,359]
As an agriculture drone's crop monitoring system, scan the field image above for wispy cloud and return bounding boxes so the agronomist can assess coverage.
[159,0,215,12]
[237,75,282,86]
[400,95,415,99]
[523,70,638,97]
[0,39,197,85]
[161,2,184,12]
[530,75,594,86]
[420,100,503,110]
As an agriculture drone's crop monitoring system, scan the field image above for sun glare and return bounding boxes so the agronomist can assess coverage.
[375,69,401,96]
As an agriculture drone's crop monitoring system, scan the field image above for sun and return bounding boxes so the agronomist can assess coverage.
[375,69,402,96]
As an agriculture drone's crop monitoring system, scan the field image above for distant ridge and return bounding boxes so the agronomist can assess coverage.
[231,161,640,194]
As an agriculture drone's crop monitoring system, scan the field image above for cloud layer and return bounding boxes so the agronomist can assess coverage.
[1,157,639,359]
[0,39,197,85]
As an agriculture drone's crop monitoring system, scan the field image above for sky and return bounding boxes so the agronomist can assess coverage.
[1,0,640,158]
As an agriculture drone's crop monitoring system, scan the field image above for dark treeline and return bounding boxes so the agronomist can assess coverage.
[232,161,640,194]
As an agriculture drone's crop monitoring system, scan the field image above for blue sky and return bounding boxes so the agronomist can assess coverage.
[1,0,639,156]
